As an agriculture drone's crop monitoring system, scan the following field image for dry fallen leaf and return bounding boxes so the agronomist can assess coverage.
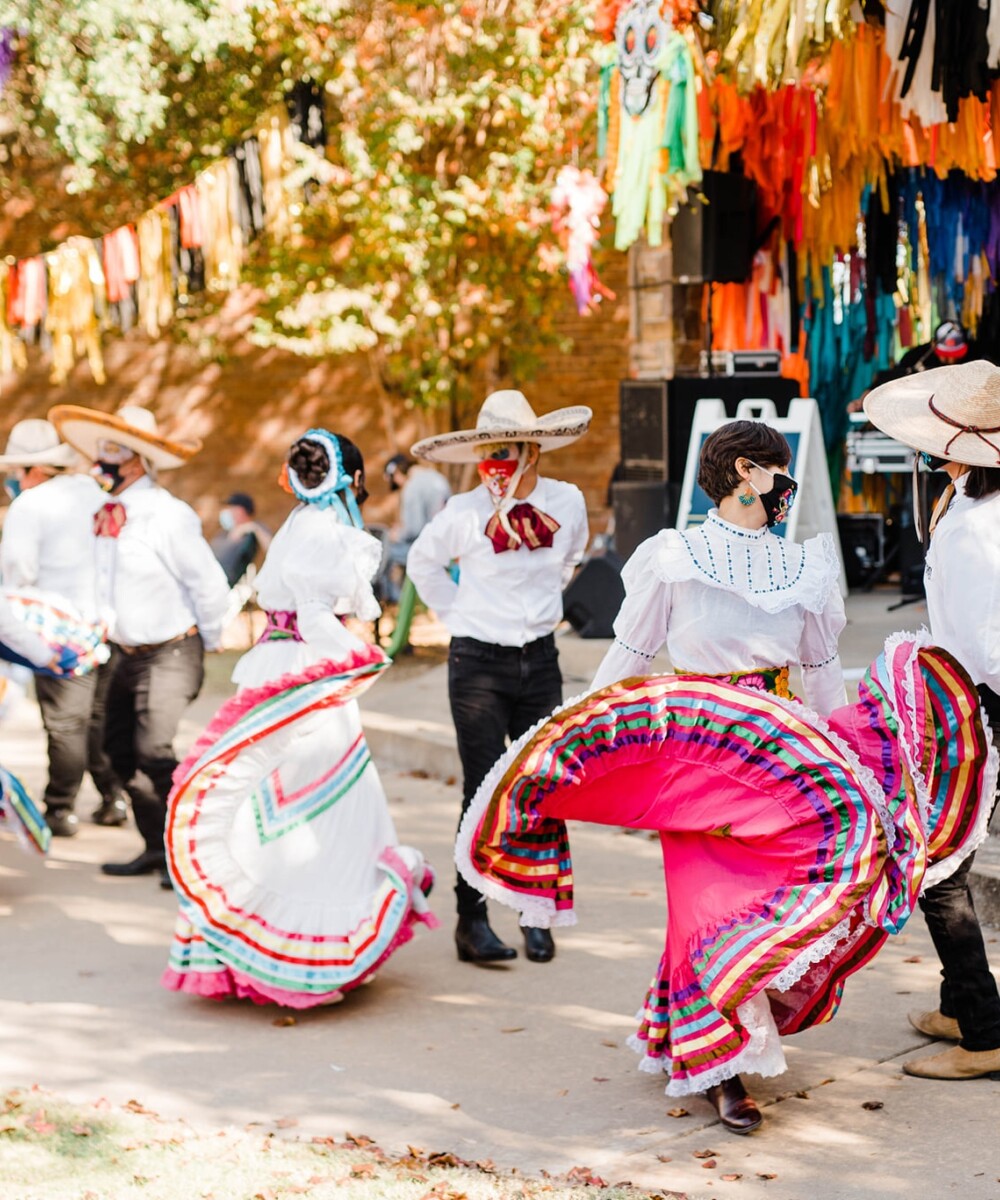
[72,1125,93,1137]
[592,1077,610,1083]
[667,1107,689,1118]
[692,1148,718,1159]
[903,955,922,963]
[450,1103,461,1110]
[861,1100,884,1111]
[757,1172,778,1180]
[556,1089,569,1097]
[350,1163,376,1178]
[501,1027,525,1034]
[345,1133,375,1148]
[700,1159,718,1169]
[721,1173,743,1181]
[123,1100,156,1116]
[272,1016,297,1027]
[311,1136,336,1146]
[563,1167,607,1187]
[274,1117,298,1129]
[25,1110,56,1135]
[656,1154,672,1163]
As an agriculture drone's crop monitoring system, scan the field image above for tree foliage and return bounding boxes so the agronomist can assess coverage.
[1,1,600,416]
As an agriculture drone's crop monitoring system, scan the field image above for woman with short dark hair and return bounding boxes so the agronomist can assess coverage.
[163,429,435,1008]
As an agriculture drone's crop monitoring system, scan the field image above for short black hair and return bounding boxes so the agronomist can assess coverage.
[225,491,255,515]
[697,421,792,505]
[385,453,412,478]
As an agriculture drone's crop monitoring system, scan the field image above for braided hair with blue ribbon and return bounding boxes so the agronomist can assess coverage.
[285,428,365,529]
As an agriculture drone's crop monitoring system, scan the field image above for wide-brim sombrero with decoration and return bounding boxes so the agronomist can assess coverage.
[411,390,592,464]
[864,360,1000,467]
[49,404,201,470]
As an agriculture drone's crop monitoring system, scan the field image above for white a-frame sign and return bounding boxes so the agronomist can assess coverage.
[676,397,847,594]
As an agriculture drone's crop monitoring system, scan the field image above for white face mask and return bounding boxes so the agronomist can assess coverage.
[219,508,236,532]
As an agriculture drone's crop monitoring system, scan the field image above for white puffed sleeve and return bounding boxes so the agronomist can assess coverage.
[283,514,381,660]
[798,584,847,715]
[590,534,672,691]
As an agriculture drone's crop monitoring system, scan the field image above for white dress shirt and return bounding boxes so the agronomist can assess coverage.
[407,476,589,647]
[1,473,104,622]
[96,475,230,650]
[592,511,847,715]
[924,474,1000,692]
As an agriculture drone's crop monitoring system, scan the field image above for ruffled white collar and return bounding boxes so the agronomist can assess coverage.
[647,512,839,614]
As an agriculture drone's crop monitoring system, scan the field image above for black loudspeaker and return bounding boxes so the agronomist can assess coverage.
[671,170,758,285]
[665,377,798,482]
[563,554,625,639]
[612,479,670,561]
[836,514,885,588]
[620,379,668,480]
[895,504,926,598]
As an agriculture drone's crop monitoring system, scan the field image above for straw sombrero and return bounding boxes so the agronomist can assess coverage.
[411,390,592,464]
[863,360,1000,468]
[48,404,201,470]
[0,419,79,469]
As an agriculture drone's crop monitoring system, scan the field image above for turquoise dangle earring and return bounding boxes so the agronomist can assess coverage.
[738,487,756,507]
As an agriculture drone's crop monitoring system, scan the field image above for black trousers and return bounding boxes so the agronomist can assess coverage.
[448,634,563,919]
[35,659,120,814]
[104,633,205,855]
[918,846,1000,1052]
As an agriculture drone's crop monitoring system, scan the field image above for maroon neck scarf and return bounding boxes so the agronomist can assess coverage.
[485,502,561,554]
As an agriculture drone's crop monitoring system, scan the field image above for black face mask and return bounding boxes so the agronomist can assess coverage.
[920,452,948,471]
[93,460,127,493]
[752,472,798,527]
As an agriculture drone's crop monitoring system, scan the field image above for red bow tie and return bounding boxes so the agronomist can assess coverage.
[94,502,127,539]
[485,502,561,554]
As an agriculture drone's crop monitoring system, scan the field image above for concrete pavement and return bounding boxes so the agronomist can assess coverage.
[2,587,1000,1198]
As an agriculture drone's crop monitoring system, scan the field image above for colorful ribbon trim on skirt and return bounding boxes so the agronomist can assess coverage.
[258,610,303,643]
[675,664,792,699]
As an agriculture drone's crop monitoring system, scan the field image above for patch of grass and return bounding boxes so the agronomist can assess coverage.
[0,1089,686,1200]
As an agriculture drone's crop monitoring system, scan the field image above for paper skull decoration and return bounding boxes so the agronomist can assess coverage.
[615,0,669,117]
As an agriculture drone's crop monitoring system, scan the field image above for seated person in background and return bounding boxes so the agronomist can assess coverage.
[211,492,271,587]
[383,454,451,602]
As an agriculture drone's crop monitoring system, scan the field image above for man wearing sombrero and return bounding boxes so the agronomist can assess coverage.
[49,404,230,884]
[0,419,126,838]
[407,390,591,964]
[865,358,1000,1080]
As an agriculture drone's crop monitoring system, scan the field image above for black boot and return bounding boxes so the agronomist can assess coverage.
[523,927,555,962]
[704,1075,762,1134]
[45,808,79,838]
[101,850,166,877]
[455,915,517,964]
[92,794,129,827]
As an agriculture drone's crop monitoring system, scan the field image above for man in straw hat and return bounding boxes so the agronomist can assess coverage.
[865,358,1000,1080]
[0,419,126,838]
[49,404,230,885]
[407,390,591,964]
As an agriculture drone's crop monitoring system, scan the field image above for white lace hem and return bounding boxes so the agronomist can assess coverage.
[628,994,788,1096]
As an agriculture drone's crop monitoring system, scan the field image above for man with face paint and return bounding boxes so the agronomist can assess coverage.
[589,419,847,1133]
[0,419,124,837]
[407,391,591,964]
[49,404,230,886]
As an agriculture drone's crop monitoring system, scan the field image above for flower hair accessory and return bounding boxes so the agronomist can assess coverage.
[286,428,364,528]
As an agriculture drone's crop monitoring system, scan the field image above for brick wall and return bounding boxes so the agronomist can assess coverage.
[0,254,633,538]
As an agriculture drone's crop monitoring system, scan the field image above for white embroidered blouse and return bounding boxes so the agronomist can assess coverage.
[592,511,848,715]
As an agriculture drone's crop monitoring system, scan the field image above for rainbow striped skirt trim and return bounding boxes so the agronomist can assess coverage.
[456,633,996,1094]
[163,646,437,1007]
